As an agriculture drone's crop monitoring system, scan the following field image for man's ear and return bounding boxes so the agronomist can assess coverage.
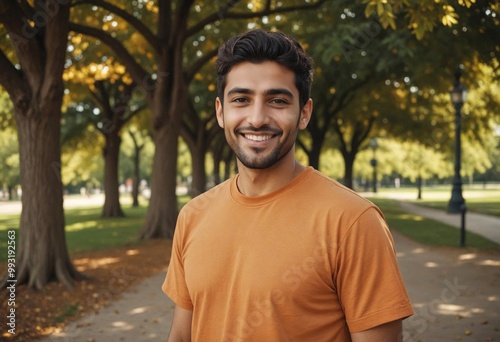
[215,97,224,128]
[298,98,313,130]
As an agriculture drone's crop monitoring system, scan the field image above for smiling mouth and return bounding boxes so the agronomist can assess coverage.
[244,134,274,142]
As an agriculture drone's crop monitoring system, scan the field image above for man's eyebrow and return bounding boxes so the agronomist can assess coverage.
[264,88,294,98]
[226,87,255,96]
[226,87,294,98]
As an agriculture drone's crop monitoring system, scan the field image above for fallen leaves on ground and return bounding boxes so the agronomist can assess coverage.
[1,239,172,341]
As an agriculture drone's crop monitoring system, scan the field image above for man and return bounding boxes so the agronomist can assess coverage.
[163,29,414,341]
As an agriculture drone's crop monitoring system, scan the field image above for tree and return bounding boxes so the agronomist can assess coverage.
[92,79,140,217]
[181,101,219,196]
[63,30,149,216]
[182,59,224,195]
[210,132,235,185]
[297,1,413,187]
[305,0,499,190]
[362,0,484,39]
[70,0,328,238]
[61,101,105,193]
[384,140,451,199]
[128,129,144,207]
[0,1,82,288]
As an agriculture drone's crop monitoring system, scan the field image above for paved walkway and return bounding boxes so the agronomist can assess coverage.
[37,200,500,342]
[39,272,175,342]
[398,201,500,245]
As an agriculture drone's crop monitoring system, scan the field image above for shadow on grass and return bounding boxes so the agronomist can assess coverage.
[64,206,148,254]
[0,205,149,261]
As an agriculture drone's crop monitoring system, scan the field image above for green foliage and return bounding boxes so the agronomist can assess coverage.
[319,148,345,179]
[0,89,15,130]
[0,127,20,195]
[382,139,452,181]
[61,126,104,189]
[119,127,154,184]
[362,0,490,40]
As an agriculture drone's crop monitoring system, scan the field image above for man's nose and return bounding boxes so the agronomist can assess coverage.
[247,100,270,128]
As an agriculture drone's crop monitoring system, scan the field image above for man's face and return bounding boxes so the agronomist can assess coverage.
[216,61,312,170]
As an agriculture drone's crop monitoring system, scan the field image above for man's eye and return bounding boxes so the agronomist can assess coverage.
[270,98,288,105]
[231,97,248,103]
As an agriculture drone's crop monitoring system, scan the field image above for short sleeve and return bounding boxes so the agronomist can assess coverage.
[162,210,194,310]
[335,207,414,333]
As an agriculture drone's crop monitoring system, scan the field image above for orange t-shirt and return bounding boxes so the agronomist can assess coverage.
[163,167,413,341]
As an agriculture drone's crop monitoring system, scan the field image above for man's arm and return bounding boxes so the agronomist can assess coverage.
[167,305,193,342]
[351,319,403,342]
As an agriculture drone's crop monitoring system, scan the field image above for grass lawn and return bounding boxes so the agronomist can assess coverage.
[64,205,148,253]
[369,197,500,251]
[376,187,500,217]
[0,196,193,262]
[0,205,148,261]
[1,191,498,261]
[409,194,500,217]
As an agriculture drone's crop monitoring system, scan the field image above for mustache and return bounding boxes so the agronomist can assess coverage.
[235,126,282,135]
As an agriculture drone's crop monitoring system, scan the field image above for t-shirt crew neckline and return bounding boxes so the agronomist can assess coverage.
[230,166,315,207]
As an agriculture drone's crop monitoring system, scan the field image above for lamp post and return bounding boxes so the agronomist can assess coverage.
[370,138,378,193]
[447,69,467,213]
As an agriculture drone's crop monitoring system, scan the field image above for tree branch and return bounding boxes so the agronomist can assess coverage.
[123,103,147,124]
[41,2,70,109]
[186,47,218,81]
[0,49,24,101]
[158,0,171,45]
[174,0,194,38]
[128,129,144,150]
[186,0,240,37]
[0,0,44,94]
[17,0,34,17]
[351,115,376,152]
[187,0,327,38]
[92,80,112,117]
[296,136,309,155]
[69,23,151,94]
[72,0,160,52]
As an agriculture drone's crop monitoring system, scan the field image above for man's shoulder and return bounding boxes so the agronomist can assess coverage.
[306,169,373,207]
[310,170,365,196]
[181,177,233,214]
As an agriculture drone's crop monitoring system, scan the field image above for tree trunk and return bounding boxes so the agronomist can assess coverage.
[308,140,323,170]
[224,152,234,181]
[189,143,207,197]
[131,144,141,207]
[7,184,14,200]
[139,123,179,239]
[14,110,82,289]
[342,153,356,190]
[212,149,222,185]
[417,175,423,200]
[128,130,143,208]
[0,1,82,289]
[101,133,125,217]
[139,47,187,239]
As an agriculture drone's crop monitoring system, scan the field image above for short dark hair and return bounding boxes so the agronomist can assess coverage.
[216,29,313,109]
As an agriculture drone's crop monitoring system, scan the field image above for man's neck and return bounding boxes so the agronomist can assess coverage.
[236,157,306,197]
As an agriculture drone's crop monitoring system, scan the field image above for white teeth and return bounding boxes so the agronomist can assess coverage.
[245,134,272,141]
